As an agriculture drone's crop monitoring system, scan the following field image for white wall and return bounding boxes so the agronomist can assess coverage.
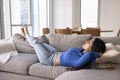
[53,0,72,28]
[52,0,120,37]
[72,0,81,27]
[52,0,80,28]
[100,0,120,37]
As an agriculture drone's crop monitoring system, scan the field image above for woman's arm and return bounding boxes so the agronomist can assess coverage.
[67,48,83,53]
[73,52,92,68]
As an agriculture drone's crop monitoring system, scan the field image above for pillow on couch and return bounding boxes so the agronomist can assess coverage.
[115,45,120,52]
[95,49,120,63]
[47,33,91,51]
[105,43,120,64]
[105,43,116,50]
[111,45,120,63]
[95,43,120,68]
[111,55,120,63]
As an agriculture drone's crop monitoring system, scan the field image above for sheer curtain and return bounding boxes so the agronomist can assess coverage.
[0,0,4,39]
[81,0,98,29]
[2,0,49,38]
[32,0,49,36]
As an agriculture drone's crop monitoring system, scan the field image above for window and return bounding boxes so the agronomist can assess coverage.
[81,0,98,29]
[10,0,32,35]
[3,0,49,38]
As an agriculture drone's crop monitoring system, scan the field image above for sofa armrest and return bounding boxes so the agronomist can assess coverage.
[55,68,120,80]
[0,38,16,53]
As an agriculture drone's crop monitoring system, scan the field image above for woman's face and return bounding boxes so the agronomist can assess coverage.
[82,38,94,52]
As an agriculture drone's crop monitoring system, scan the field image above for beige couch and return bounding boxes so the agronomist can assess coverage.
[0,33,120,80]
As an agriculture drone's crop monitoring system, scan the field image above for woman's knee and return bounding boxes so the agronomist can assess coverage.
[30,38,39,46]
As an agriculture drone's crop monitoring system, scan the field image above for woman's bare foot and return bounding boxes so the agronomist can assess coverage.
[21,28,25,37]
[22,24,29,37]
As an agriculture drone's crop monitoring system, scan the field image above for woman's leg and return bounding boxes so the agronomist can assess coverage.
[22,25,59,52]
[41,42,59,53]
[26,34,58,65]
[22,26,58,65]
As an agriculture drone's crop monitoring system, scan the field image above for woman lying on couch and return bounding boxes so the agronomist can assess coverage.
[21,25,106,69]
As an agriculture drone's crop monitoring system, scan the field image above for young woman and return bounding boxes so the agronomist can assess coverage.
[22,26,106,69]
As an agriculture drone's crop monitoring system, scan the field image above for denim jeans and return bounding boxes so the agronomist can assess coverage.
[26,35,59,66]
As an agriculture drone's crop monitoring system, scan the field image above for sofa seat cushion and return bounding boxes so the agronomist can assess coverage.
[29,63,69,79]
[0,72,50,80]
[0,53,38,75]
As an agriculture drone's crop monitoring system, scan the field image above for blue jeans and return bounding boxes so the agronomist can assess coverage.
[26,35,59,66]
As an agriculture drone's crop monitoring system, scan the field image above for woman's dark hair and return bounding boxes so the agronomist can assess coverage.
[91,38,106,53]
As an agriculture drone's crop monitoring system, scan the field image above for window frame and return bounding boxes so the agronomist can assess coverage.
[9,0,33,35]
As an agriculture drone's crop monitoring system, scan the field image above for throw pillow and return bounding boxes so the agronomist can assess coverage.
[111,55,120,64]
[111,45,120,63]
[95,49,120,63]
[48,33,91,51]
[115,45,120,52]
[105,43,116,50]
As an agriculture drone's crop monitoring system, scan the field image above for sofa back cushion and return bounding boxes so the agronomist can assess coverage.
[12,33,49,54]
[29,63,68,79]
[99,37,120,45]
[47,33,91,51]
[12,33,35,54]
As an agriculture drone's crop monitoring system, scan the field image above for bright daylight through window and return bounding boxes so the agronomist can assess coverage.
[3,0,48,37]
[10,0,32,35]
[81,0,98,29]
